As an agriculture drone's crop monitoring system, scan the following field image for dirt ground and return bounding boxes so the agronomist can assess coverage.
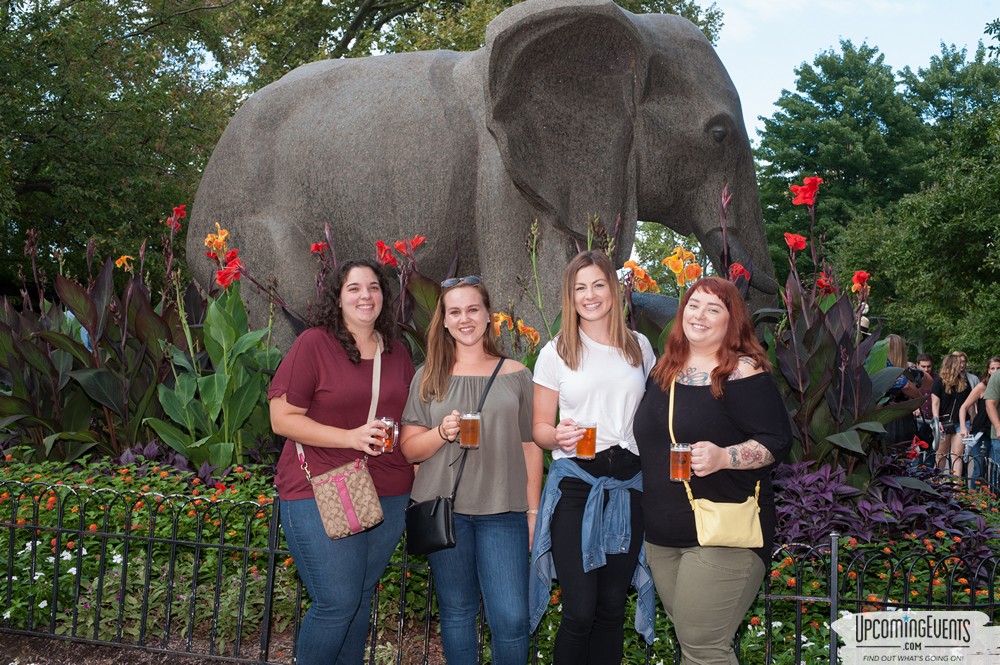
[0,633,214,664]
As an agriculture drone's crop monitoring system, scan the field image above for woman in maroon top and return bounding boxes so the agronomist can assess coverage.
[268,258,415,665]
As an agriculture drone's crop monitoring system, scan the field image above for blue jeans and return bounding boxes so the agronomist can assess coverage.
[427,512,530,665]
[281,493,408,665]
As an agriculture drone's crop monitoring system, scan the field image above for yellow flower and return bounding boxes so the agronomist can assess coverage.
[516,319,540,348]
[114,255,134,271]
[204,223,230,251]
[493,312,513,337]
[624,260,659,293]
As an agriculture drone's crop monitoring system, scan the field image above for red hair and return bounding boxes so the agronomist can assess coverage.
[651,277,770,398]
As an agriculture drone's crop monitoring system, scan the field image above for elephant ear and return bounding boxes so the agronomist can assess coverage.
[485,0,646,232]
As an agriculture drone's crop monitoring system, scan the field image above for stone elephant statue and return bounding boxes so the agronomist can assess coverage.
[188,0,777,349]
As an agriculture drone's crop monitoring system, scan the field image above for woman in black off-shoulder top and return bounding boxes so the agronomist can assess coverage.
[633,277,791,665]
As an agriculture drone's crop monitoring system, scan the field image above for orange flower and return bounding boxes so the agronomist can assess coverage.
[683,263,702,282]
[114,255,134,271]
[493,312,513,337]
[516,319,541,348]
[204,223,230,252]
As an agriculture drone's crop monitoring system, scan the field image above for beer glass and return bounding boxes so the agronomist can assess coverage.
[375,417,398,453]
[459,412,481,449]
[576,420,597,460]
[670,442,691,482]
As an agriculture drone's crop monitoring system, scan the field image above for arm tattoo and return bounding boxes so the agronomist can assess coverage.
[728,439,775,468]
[677,367,711,385]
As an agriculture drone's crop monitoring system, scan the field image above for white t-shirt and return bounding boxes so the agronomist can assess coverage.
[533,330,656,459]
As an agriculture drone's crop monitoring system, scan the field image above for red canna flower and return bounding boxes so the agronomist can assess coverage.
[165,204,186,231]
[310,242,328,256]
[815,271,836,295]
[790,176,823,206]
[215,255,244,289]
[375,240,397,267]
[393,239,408,255]
[851,270,870,294]
[729,263,751,282]
[784,232,807,252]
[409,234,426,251]
[206,250,220,264]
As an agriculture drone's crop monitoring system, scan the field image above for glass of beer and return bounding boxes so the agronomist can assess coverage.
[670,442,691,482]
[459,412,481,449]
[576,420,597,460]
[375,417,398,453]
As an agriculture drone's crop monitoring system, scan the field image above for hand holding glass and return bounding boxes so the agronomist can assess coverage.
[375,417,398,453]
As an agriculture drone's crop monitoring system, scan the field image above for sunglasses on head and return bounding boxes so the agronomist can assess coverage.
[440,275,482,288]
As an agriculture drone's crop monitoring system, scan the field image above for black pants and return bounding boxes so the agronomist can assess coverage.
[549,447,643,665]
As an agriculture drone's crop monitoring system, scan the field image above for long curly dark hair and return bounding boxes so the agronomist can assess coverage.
[314,258,398,364]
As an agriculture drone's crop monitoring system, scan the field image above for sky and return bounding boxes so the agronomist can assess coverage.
[712,0,999,141]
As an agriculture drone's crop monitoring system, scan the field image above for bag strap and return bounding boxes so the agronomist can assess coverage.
[297,336,383,482]
[449,357,506,499]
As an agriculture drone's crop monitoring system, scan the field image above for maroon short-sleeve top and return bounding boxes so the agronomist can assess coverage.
[268,327,416,500]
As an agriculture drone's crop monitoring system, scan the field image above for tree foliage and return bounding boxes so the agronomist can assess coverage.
[754,41,932,282]
[834,100,1000,361]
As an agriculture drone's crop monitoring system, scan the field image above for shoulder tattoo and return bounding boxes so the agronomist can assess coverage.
[728,357,758,381]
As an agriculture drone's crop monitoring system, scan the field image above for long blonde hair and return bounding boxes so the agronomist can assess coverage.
[419,282,501,401]
[555,251,642,371]
[939,353,968,395]
[886,334,908,369]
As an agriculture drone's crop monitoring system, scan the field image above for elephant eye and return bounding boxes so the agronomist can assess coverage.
[710,126,728,144]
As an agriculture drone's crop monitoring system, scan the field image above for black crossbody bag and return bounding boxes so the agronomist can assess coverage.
[405,358,504,556]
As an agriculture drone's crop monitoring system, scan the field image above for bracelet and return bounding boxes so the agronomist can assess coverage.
[526,509,538,515]
[438,423,448,441]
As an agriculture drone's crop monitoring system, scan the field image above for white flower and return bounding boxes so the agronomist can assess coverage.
[33,572,44,581]
[9,576,16,582]
[60,550,72,561]
[112,553,123,565]
[46,556,55,563]
[66,567,77,575]
[3,609,10,619]
[38,600,47,609]
[771,621,783,628]
[81,547,87,556]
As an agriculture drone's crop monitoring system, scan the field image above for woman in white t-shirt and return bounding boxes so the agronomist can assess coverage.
[530,251,656,664]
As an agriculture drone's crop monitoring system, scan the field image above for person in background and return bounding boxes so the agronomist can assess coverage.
[931,353,972,476]
[634,277,792,664]
[984,357,1000,484]
[268,259,415,665]
[400,275,540,665]
[914,353,938,447]
[959,357,1000,483]
[882,334,923,447]
[955,351,980,390]
[530,250,657,664]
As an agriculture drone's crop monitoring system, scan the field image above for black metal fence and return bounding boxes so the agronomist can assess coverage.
[1,472,997,664]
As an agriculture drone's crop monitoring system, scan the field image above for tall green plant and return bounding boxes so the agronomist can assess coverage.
[145,280,281,470]
[765,178,923,489]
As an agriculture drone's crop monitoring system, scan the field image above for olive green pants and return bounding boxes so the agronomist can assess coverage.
[645,543,766,665]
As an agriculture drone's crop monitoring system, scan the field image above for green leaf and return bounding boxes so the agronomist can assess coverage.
[13,336,56,379]
[35,331,93,367]
[144,418,195,459]
[62,386,94,432]
[230,328,269,360]
[69,367,125,417]
[852,421,887,434]
[42,431,99,462]
[165,343,197,374]
[407,272,440,335]
[158,383,196,433]
[208,440,235,470]
[91,258,116,342]
[226,378,262,433]
[865,339,889,375]
[55,275,98,337]
[198,372,229,423]
[204,299,237,369]
[825,430,865,455]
